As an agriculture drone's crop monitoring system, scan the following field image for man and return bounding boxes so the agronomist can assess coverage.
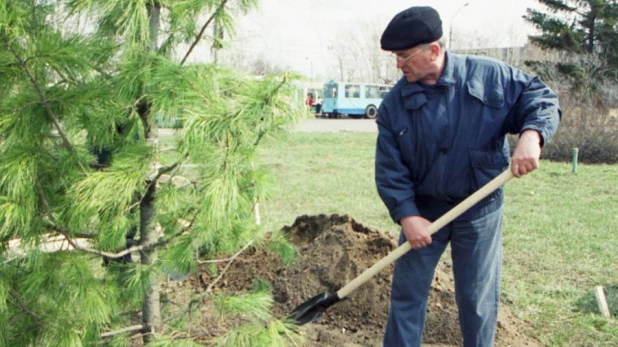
[375,6,560,347]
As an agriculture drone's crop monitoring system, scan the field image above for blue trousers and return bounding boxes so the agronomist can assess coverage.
[384,206,503,347]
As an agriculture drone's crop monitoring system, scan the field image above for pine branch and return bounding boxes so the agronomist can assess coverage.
[153,161,182,182]
[0,33,88,174]
[138,156,188,214]
[42,202,199,260]
[2,257,18,265]
[163,241,254,323]
[93,66,114,80]
[180,74,211,104]
[8,289,40,321]
[150,151,189,185]
[53,227,188,259]
[264,76,288,106]
[33,179,89,253]
[34,179,90,255]
[49,65,77,85]
[254,76,289,146]
[158,174,195,189]
[72,233,97,239]
[34,170,193,260]
[100,324,145,338]
[180,0,230,65]
[197,248,252,264]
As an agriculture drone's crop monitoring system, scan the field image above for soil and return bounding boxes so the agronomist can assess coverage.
[166,214,541,346]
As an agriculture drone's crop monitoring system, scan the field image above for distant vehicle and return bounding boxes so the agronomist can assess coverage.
[321,81,393,119]
[293,81,323,113]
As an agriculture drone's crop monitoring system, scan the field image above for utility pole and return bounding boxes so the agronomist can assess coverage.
[449,2,469,50]
[305,56,313,80]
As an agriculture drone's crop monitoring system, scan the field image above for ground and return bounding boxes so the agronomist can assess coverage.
[166,214,541,346]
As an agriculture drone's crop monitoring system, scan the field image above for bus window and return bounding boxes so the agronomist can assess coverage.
[379,86,392,98]
[365,85,381,99]
[324,84,337,98]
[345,84,360,98]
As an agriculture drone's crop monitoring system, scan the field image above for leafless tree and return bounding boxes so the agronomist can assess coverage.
[327,21,400,83]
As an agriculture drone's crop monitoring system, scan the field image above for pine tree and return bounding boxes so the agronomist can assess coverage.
[524,0,618,93]
[0,1,304,345]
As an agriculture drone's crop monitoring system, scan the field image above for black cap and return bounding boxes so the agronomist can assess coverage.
[381,6,443,51]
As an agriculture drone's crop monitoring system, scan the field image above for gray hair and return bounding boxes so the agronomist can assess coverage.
[421,38,446,51]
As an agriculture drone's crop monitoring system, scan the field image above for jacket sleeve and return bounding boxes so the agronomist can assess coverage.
[375,103,419,224]
[505,69,561,146]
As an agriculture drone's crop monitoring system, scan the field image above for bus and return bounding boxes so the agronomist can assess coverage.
[321,81,393,119]
[293,81,323,114]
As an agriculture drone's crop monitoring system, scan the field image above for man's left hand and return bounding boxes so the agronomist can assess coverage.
[511,130,542,177]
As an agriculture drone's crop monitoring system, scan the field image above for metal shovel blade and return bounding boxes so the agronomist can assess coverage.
[287,292,341,326]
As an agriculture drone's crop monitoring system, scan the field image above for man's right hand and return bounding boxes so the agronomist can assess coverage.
[401,215,432,249]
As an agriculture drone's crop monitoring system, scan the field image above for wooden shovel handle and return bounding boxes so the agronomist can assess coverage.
[337,169,514,299]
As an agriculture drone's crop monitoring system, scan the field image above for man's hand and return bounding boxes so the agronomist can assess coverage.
[401,215,432,249]
[511,130,542,177]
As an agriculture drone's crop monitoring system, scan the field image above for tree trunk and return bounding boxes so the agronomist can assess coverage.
[141,3,161,345]
[140,182,160,344]
[586,10,595,54]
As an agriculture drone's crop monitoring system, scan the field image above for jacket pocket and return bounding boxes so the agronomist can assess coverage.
[467,80,504,108]
[469,148,509,189]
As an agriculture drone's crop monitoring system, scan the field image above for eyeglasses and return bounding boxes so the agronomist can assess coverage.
[394,48,425,63]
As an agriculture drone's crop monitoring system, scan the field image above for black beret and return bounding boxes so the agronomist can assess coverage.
[381,6,443,51]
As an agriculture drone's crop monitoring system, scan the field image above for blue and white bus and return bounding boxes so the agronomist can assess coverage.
[321,81,393,119]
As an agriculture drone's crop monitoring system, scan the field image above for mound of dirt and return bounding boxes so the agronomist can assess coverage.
[190,214,541,346]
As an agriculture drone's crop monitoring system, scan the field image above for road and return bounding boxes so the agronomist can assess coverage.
[159,118,378,136]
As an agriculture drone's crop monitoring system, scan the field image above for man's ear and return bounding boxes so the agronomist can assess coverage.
[429,43,441,61]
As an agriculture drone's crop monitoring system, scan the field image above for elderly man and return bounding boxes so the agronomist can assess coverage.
[375,6,561,347]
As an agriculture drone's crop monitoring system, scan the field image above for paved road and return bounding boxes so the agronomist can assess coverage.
[159,118,378,136]
[295,118,378,133]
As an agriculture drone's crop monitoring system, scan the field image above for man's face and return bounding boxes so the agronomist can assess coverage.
[393,45,431,83]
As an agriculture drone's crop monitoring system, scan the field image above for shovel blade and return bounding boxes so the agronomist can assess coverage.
[288,292,340,326]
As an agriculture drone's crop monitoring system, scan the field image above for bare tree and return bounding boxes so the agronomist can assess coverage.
[327,21,399,83]
[247,56,288,75]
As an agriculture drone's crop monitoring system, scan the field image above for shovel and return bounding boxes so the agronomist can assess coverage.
[288,169,514,325]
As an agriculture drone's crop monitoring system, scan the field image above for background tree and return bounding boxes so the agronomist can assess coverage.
[524,0,618,98]
[521,0,618,164]
[326,21,399,84]
[0,0,304,345]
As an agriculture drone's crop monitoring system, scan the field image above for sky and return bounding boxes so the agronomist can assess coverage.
[221,0,542,79]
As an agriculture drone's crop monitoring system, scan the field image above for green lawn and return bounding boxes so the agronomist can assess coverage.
[256,132,618,347]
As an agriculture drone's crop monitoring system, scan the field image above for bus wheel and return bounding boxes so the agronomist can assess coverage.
[365,105,378,119]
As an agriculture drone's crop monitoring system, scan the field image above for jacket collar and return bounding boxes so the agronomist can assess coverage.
[400,51,456,110]
[436,51,456,86]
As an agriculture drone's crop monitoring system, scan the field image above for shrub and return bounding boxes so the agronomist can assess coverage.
[540,95,618,164]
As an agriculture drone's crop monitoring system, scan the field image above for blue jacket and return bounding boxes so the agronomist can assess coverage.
[375,52,561,223]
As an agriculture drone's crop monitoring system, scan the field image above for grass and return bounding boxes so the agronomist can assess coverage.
[256,132,393,232]
[255,132,618,347]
